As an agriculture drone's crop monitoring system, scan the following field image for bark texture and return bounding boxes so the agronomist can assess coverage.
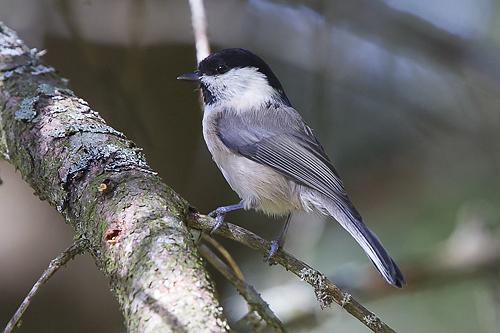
[0,22,228,332]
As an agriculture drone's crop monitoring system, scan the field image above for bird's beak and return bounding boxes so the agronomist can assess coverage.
[177,70,201,81]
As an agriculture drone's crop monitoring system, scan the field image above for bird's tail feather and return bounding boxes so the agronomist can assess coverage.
[325,201,405,287]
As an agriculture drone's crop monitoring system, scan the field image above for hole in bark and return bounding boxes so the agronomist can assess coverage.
[104,224,122,244]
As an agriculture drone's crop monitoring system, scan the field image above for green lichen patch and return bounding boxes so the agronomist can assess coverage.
[37,82,74,97]
[37,83,56,95]
[0,23,29,69]
[47,121,126,139]
[14,96,38,121]
[13,83,76,122]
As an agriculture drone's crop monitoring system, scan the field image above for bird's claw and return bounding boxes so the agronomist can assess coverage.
[265,239,281,265]
[209,211,226,234]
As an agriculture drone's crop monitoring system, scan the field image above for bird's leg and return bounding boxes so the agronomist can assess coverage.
[267,213,292,262]
[208,201,244,234]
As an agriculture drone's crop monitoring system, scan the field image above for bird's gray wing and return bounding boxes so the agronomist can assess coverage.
[216,107,355,213]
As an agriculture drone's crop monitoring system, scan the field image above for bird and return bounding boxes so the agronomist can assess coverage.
[178,48,405,287]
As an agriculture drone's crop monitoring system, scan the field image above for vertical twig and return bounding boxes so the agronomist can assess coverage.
[188,0,211,63]
[3,239,87,333]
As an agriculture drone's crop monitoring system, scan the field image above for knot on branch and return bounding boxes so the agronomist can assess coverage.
[363,314,383,330]
[299,267,333,308]
[98,178,114,194]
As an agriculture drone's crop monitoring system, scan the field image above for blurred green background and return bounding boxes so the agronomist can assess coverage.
[1,0,500,332]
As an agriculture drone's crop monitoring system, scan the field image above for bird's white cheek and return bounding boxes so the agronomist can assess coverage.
[200,68,277,109]
[230,81,273,109]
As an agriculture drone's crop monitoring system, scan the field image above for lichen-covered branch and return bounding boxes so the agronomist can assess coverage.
[0,22,228,332]
[187,212,398,333]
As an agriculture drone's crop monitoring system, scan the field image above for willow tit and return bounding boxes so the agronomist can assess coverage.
[178,48,405,287]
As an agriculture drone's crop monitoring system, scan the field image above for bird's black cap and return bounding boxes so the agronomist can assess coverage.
[198,48,286,93]
[178,48,291,106]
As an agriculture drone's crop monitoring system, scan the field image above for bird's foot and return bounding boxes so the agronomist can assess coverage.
[208,207,228,234]
[265,239,281,265]
[207,202,244,234]
[265,213,291,264]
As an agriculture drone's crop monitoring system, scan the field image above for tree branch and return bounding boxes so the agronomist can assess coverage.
[0,22,228,332]
[187,211,398,333]
[3,239,87,333]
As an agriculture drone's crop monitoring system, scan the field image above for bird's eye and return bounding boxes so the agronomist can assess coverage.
[216,64,228,74]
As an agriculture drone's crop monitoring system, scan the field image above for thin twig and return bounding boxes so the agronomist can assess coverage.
[3,239,88,333]
[202,234,245,281]
[188,0,210,63]
[187,212,397,333]
[199,244,285,332]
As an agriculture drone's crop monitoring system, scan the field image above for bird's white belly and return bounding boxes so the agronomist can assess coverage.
[215,151,301,216]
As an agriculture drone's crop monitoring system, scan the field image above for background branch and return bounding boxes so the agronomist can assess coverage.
[3,239,87,333]
[201,234,246,282]
[188,0,210,63]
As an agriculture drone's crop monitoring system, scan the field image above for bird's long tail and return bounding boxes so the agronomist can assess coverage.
[323,199,405,287]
